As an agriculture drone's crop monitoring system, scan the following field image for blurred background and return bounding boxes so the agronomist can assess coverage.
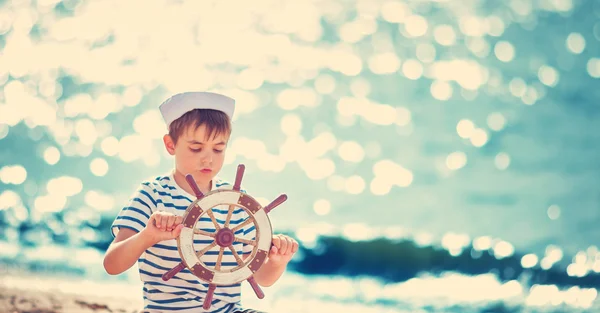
[0,0,600,312]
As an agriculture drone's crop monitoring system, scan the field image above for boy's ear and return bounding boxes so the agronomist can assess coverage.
[163,134,176,155]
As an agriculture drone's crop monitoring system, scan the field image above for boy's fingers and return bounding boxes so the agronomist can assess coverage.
[272,236,281,249]
[167,215,176,228]
[283,238,291,255]
[149,213,183,233]
[285,237,294,255]
[291,239,299,253]
[172,224,184,237]
[278,236,288,254]
[154,214,164,229]
[160,215,167,230]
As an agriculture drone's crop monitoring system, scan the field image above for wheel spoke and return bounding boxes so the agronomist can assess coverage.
[247,277,264,299]
[206,209,221,230]
[196,241,217,257]
[231,217,253,233]
[224,204,235,228]
[215,247,225,271]
[203,284,216,310]
[233,164,245,191]
[228,245,244,266]
[185,174,205,199]
[264,194,287,214]
[234,237,256,246]
[194,229,216,237]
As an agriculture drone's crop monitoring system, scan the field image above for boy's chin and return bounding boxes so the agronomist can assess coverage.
[176,169,213,179]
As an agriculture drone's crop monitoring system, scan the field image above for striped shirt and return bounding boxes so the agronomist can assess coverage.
[111,172,256,313]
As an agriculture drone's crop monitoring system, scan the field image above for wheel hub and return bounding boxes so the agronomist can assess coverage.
[215,227,234,247]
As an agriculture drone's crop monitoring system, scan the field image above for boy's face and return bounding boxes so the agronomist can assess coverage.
[164,124,229,185]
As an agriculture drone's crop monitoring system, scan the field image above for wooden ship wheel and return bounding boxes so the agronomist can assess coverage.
[161,164,287,310]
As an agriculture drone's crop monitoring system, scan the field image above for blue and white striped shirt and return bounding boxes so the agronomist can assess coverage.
[111,172,256,313]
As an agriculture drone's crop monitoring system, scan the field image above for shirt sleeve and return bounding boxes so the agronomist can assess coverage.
[111,182,156,238]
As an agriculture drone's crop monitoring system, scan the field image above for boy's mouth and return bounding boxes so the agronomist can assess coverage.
[200,168,212,173]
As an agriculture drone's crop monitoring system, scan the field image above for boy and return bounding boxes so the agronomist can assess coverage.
[103,92,299,313]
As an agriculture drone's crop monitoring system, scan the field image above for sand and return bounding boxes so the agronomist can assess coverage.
[0,285,142,313]
[0,286,141,313]
[0,272,144,313]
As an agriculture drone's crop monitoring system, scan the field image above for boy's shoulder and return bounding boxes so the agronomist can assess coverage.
[143,173,173,185]
[135,173,176,192]
[131,173,242,194]
[213,176,247,193]
[213,176,231,189]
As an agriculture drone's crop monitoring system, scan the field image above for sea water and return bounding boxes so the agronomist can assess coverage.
[1,0,600,311]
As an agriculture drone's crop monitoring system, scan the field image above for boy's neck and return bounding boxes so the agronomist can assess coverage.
[173,170,212,197]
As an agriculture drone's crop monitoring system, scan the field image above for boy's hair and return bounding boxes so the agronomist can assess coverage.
[168,109,231,144]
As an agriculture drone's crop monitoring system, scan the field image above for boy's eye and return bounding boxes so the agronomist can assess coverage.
[189,148,223,153]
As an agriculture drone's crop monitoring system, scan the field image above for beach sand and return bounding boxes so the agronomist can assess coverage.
[0,272,144,313]
[0,271,341,313]
[0,270,285,313]
[0,286,141,313]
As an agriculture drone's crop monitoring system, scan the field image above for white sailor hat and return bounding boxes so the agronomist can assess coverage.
[159,91,235,129]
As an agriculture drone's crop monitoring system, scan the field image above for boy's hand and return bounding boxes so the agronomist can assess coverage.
[143,211,184,244]
[268,234,299,266]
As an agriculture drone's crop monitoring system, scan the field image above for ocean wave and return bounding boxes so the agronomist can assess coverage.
[289,235,600,290]
[2,230,599,292]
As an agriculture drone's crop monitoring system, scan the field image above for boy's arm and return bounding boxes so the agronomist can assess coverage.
[103,228,155,275]
[248,234,299,287]
[251,258,288,287]
[104,212,184,275]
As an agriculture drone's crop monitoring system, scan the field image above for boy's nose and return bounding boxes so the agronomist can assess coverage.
[199,151,212,163]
